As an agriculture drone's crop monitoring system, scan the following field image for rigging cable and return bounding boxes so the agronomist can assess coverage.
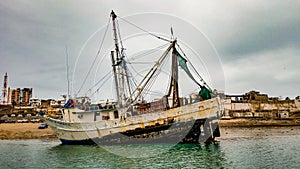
[139,49,170,100]
[176,43,212,91]
[76,16,112,96]
[84,71,113,96]
[89,71,113,98]
[128,42,170,61]
[118,16,172,43]
[65,46,71,99]
[126,42,170,80]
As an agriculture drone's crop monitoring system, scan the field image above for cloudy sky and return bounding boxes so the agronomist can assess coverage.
[0,0,299,100]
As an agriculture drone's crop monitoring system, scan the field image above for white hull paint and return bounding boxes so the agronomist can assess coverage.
[46,97,222,144]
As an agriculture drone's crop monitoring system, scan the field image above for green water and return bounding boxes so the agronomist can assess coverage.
[1,128,300,168]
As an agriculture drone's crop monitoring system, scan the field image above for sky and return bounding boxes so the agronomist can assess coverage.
[0,0,300,100]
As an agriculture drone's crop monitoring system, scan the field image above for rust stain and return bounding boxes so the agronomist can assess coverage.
[157,119,164,125]
[149,121,155,126]
[97,128,101,137]
[139,123,145,128]
[198,106,204,111]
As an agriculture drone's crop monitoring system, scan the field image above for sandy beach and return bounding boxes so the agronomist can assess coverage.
[220,118,300,127]
[0,123,57,140]
[1,119,300,140]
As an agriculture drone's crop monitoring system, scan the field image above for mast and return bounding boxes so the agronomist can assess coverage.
[110,11,181,108]
[123,60,132,101]
[111,10,126,107]
[110,51,119,101]
[166,41,180,108]
[171,44,180,108]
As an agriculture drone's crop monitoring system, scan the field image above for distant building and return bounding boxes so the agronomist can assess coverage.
[29,98,41,108]
[9,88,33,105]
[226,90,269,103]
[223,90,299,119]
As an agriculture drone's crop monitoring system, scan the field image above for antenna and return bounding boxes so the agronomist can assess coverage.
[171,27,174,40]
[65,46,70,100]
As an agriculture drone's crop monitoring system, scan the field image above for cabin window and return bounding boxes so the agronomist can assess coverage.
[102,116,110,120]
[114,110,119,119]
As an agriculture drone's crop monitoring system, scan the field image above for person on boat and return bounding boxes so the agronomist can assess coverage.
[64,99,75,108]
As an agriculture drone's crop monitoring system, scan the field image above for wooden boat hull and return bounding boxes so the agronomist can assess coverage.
[46,97,222,145]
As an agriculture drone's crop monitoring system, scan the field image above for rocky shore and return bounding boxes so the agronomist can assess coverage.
[1,118,300,140]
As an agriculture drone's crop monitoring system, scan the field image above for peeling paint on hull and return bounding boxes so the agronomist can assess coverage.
[46,97,222,145]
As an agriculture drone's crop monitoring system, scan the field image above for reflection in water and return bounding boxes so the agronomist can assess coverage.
[101,143,175,158]
[159,143,228,169]
[49,144,136,168]
[1,132,300,169]
[47,143,228,168]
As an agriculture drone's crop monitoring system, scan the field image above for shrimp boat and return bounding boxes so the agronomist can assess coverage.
[46,11,223,145]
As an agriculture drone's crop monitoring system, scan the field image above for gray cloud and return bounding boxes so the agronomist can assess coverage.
[197,1,300,58]
[223,47,300,97]
[0,0,299,99]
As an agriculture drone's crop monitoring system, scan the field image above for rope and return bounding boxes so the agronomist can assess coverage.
[118,16,172,43]
[76,16,111,96]
[128,43,170,61]
[139,50,170,100]
[89,71,113,98]
[176,43,212,91]
[85,71,112,95]
[123,63,138,88]
[65,46,70,98]
[126,43,170,81]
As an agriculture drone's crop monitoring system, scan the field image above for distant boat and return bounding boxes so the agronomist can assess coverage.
[45,11,223,145]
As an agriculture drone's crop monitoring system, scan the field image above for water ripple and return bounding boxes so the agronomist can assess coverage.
[1,130,300,168]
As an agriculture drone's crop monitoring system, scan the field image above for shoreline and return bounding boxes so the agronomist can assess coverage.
[1,119,300,140]
[219,118,300,127]
[0,123,57,140]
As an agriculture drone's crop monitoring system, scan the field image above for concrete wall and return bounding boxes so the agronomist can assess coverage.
[231,103,251,111]
[223,97,298,119]
[224,99,297,112]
